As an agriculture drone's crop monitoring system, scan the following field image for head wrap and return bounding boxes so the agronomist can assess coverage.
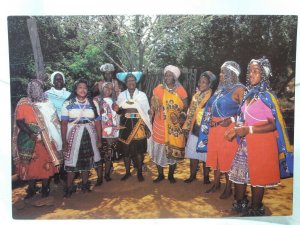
[164,65,181,80]
[100,63,115,72]
[200,71,217,88]
[217,61,241,92]
[50,71,65,85]
[245,56,272,94]
[27,79,45,102]
[116,71,143,83]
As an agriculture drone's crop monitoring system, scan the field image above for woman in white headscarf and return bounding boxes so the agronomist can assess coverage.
[44,71,71,120]
[148,65,188,184]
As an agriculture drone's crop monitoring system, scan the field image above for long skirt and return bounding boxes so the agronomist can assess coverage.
[65,129,99,172]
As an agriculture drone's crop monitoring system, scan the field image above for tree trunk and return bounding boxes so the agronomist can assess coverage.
[27,17,44,80]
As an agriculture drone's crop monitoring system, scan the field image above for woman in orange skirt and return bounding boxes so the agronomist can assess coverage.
[226,57,293,216]
[205,61,245,199]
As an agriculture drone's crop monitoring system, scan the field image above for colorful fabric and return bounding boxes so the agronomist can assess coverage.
[64,122,100,167]
[150,84,187,160]
[61,99,101,122]
[185,133,207,161]
[182,89,212,132]
[116,71,143,83]
[94,97,119,138]
[245,130,280,186]
[12,98,59,180]
[64,128,95,172]
[163,65,181,79]
[211,85,243,118]
[100,138,119,162]
[116,88,152,135]
[44,87,71,120]
[206,117,238,172]
[229,138,249,184]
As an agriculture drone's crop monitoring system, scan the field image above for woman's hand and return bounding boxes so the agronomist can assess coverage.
[234,126,249,137]
[224,128,236,141]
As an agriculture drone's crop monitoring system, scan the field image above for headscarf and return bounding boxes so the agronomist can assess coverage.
[244,56,272,99]
[27,79,46,102]
[164,65,181,80]
[50,71,65,85]
[217,61,241,92]
[100,63,115,72]
[116,71,143,83]
[200,71,217,88]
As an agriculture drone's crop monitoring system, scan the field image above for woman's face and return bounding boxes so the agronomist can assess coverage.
[104,71,113,81]
[249,64,262,86]
[164,71,175,86]
[198,76,210,92]
[219,68,225,84]
[126,76,136,90]
[75,82,88,99]
[29,82,43,101]
[103,83,113,98]
[53,74,64,90]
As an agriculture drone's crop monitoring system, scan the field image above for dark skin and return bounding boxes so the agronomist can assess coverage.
[206,66,245,198]
[225,63,276,212]
[53,74,64,90]
[151,71,188,124]
[61,82,102,154]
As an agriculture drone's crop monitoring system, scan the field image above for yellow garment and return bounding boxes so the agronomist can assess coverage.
[182,89,212,131]
[163,89,185,159]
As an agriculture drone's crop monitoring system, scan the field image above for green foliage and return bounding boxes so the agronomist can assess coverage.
[8,15,297,108]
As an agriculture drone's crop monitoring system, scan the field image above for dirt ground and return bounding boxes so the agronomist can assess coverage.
[12,155,293,220]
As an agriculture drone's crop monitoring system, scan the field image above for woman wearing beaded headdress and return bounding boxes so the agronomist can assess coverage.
[113,71,151,182]
[226,57,293,216]
[92,63,121,99]
[204,61,245,199]
[12,79,62,199]
[61,78,102,197]
[182,71,216,184]
[148,65,188,184]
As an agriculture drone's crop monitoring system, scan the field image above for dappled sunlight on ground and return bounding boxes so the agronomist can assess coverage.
[12,155,293,219]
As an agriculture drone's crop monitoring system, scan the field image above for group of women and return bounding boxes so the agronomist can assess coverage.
[12,58,292,217]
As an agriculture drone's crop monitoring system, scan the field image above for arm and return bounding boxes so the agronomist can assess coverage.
[61,120,68,151]
[234,118,276,137]
[16,119,38,141]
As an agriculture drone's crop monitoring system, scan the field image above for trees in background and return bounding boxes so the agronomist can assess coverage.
[8,15,297,108]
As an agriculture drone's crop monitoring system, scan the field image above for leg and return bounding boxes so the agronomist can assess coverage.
[121,157,131,181]
[242,186,265,216]
[136,153,145,182]
[232,183,248,213]
[81,171,91,193]
[41,178,50,198]
[64,171,76,198]
[220,172,232,199]
[203,162,211,184]
[25,179,37,199]
[95,163,103,186]
[168,163,177,184]
[153,165,165,183]
[104,160,112,181]
[205,169,221,193]
[184,159,198,183]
